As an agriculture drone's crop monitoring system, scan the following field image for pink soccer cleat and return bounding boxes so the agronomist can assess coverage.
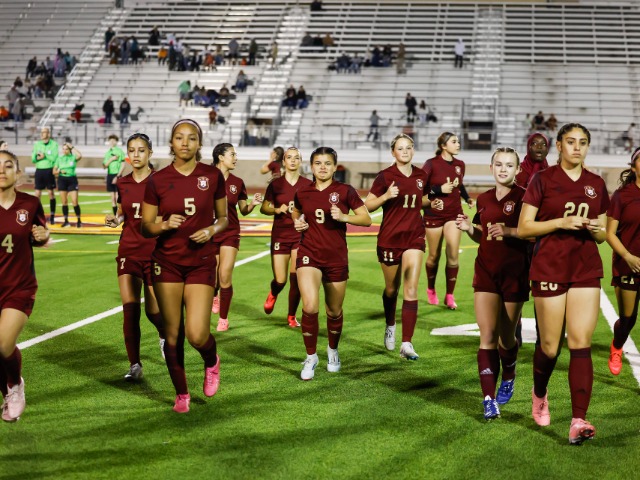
[264,292,277,314]
[569,417,596,445]
[531,389,550,426]
[211,295,220,314]
[608,342,623,375]
[203,355,220,397]
[427,288,439,305]
[2,378,25,422]
[444,293,457,310]
[173,393,191,413]
[287,315,300,328]
[216,318,229,332]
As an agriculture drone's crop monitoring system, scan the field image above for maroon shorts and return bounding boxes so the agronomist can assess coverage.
[152,258,217,287]
[612,275,640,292]
[116,256,153,286]
[0,286,37,317]
[531,279,601,298]
[271,240,298,255]
[377,243,425,266]
[212,235,240,254]
[473,265,529,303]
[296,255,349,282]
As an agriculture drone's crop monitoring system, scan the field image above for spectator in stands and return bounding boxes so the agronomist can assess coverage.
[67,103,84,123]
[191,85,207,106]
[120,37,131,65]
[148,26,161,46]
[283,85,297,111]
[234,70,248,93]
[396,43,406,74]
[270,42,278,69]
[103,96,115,124]
[301,33,313,48]
[219,84,231,107]
[105,27,115,52]
[297,86,308,109]
[45,56,54,74]
[312,34,323,51]
[178,80,191,106]
[367,110,381,142]
[382,44,393,67]
[209,108,217,128]
[405,93,418,123]
[109,38,120,64]
[336,52,351,73]
[0,106,9,122]
[532,111,545,130]
[119,97,131,125]
[10,99,24,122]
[545,113,558,133]
[130,36,141,64]
[454,38,465,68]
[158,45,168,65]
[371,46,383,67]
[188,49,201,71]
[228,38,240,66]
[310,0,323,11]
[214,45,224,66]
[322,33,335,51]
[204,88,220,107]
[249,39,259,65]
[5,86,20,113]
[349,53,363,73]
[623,122,638,153]
[26,57,37,79]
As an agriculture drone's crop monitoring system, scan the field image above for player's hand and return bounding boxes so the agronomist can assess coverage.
[431,198,444,210]
[189,227,212,243]
[111,176,118,185]
[105,214,119,228]
[330,204,344,222]
[251,193,263,206]
[487,223,507,238]
[623,253,640,274]
[441,180,454,194]
[276,203,289,214]
[36,152,44,160]
[385,181,399,200]
[584,218,603,233]
[294,213,308,232]
[163,214,186,230]
[560,216,588,230]
[31,225,49,243]
[466,198,476,208]
[455,214,470,232]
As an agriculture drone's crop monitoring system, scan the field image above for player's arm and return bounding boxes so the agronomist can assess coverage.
[331,204,372,227]
[517,203,585,238]
[31,224,50,246]
[607,216,640,273]
[460,184,475,208]
[364,181,398,212]
[586,212,607,244]
[292,206,308,232]
[259,160,272,174]
[141,202,185,238]
[455,214,481,243]
[105,204,124,228]
[422,196,444,209]
[238,193,263,216]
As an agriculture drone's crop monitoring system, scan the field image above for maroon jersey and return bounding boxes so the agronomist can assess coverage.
[215,172,248,243]
[116,173,156,260]
[294,180,365,267]
[144,162,226,266]
[523,165,610,283]
[0,191,46,291]
[607,183,640,277]
[421,155,466,223]
[265,175,313,244]
[370,164,429,248]
[473,186,529,277]
[267,161,281,179]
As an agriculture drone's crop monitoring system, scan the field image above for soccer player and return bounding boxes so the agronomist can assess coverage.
[0,150,49,421]
[105,133,166,381]
[292,146,371,380]
[210,143,263,332]
[515,132,550,188]
[53,142,83,228]
[103,134,126,215]
[455,147,529,420]
[421,132,474,309]
[260,147,312,328]
[518,123,609,445]
[260,146,284,182]
[364,134,442,360]
[141,119,228,413]
[606,147,640,375]
[31,126,58,224]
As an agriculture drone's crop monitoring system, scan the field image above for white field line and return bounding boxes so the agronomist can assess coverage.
[18,250,271,350]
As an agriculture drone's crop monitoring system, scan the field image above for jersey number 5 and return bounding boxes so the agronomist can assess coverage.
[1,234,13,253]
[184,198,196,216]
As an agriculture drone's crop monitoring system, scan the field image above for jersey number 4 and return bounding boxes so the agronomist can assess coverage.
[1,234,13,253]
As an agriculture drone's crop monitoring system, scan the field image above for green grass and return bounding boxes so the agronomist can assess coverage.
[1,228,639,479]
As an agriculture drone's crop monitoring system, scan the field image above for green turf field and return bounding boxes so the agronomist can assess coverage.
[2,193,640,479]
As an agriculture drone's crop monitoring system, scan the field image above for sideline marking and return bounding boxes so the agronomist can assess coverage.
[19,249,271,350]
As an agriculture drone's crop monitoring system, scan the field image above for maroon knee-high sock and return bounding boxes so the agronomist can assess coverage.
[401,300,418,342]
[193,334,218,368]
[122,302,141,365]
[569,348,593,419]
[613,315,638,349]
[382,293,397,327]
[219,286,233,319]
[477,348,500,398]
[425,263,438,290]
[301,311,319,355]
[2,347,22,387]
[270,279,286,297]
[445,265,459,295]
[499,344,519,381]
[164,343,188,395]
[288,273,301,317]
[533,345,558,398]
[327,312,344,350]
[0,361,7,396]
[146,311,165,339]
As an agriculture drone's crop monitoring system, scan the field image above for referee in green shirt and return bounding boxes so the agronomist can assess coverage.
[31,126,59,224]
[53,142,83,228]
[103,134,126,215]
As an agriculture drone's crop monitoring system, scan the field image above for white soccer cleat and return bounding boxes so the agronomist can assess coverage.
[300,353,319,380]
[384,324,396,351]
[327,346,341,373]
[400,342,419,360]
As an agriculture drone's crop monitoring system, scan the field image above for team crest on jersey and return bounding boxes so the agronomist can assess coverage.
[503,201,516,215]
[455,166,462,176]
[197,176,209,191]
[16,209,29,225]
[416,179,424,189]
[584,186,597,199]
[329,192,340,205]
[229,184,238,195]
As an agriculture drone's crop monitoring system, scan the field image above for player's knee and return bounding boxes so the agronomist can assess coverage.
[0,340,17,357]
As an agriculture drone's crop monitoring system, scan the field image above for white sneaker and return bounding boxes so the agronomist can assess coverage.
[2,378,25,422]
[124,363,143,381]
[327,346,341,373]
[400,342,419,360]
[159,338,166,360]
[300,353,319,380]
[384,324,396,351]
